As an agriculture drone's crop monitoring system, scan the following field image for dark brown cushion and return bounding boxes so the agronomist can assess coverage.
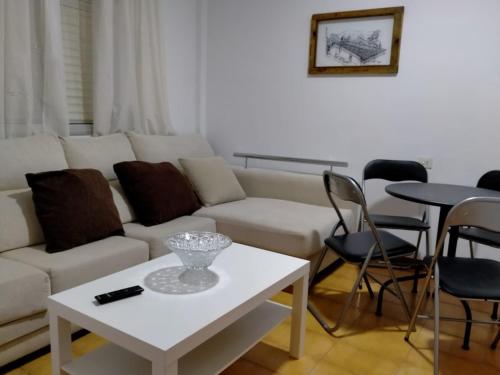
[26,169,124,253]
[113,161,201,226]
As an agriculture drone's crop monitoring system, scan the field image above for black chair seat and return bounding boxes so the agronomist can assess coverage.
[370,214,430,230]
[458,227,500,248]
[325,230,416,263]
[438,257,500,300]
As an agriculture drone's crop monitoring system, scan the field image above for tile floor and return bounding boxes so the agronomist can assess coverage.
[5,264,500,375]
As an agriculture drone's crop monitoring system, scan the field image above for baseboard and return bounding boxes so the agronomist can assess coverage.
[0,329,89,375]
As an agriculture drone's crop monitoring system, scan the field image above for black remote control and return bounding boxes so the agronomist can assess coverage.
[95,285,144,305]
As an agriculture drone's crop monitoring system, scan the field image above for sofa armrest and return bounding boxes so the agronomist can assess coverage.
[232,166,357,215]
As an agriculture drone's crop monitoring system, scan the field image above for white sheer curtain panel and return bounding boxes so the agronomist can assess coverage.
[92,0,173,135]
[0,0,69,138]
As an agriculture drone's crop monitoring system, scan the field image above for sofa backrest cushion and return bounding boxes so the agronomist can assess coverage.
[0,135,68,191]
[61,134,136,180]
[0,189,44,253]
[127,133,214,170]
[109,179,136,224]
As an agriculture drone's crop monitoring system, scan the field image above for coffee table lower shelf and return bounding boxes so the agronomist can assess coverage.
[62,301,291,375]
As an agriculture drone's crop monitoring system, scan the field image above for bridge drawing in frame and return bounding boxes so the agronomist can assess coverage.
[325,29,386,65]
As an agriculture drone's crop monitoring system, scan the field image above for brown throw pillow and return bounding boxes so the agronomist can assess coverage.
[26,169,125,253]
[113,161,201,226]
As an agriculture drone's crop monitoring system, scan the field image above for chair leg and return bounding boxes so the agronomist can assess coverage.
[411,266,420,294]
[424,230,432,297]
[357,212,363,232]
[308,253,374,334]
[468,240,474,258]
[359,266,374,298]
[492,303,498,320]
[412,232,423,294]
[406,234,446,342]
[433,265,440,375]
[358,267,363,290]
[459,300,472,350]
[492,326,500,350]
[363,274,374,299]
[376,273,426,317]
[415,230,423,253]
[405,263,435,341]
[376,278,391,317]
[380,250,411,321]
[425,229,431,258]
[309,246,328,289]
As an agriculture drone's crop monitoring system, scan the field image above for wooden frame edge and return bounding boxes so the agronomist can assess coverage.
[308,6,404,75]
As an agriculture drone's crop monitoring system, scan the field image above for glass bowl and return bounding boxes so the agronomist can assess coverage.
[166,231,232,287]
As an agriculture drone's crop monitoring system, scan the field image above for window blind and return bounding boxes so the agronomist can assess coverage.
[61,0,93,132]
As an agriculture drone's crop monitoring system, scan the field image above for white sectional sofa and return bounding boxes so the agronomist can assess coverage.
[0,133,354,367]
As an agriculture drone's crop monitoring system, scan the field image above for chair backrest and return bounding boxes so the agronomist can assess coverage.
[323,171,364,206]
[434,197,500,257]
[477,170,500,191]
[363,159,428,183]
[323,171,377,235]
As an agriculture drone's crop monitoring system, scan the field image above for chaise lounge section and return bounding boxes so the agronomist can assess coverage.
[126,133,355,264]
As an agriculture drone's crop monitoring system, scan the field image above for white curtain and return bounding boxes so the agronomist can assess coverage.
[0,0,69,138]
[92,0,173,135]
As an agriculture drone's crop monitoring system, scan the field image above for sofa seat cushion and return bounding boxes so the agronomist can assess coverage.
[193,197,349,259]
[0,311,48,347]
[1,237,148,293]
[0,258,50,326]
[124,216,216,259]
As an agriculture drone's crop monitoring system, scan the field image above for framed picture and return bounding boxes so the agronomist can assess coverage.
[308,7,404,75]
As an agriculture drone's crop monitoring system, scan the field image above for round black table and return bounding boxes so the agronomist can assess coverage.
[385,182,500,256]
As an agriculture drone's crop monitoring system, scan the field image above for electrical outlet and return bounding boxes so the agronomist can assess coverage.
[418,157,433,169]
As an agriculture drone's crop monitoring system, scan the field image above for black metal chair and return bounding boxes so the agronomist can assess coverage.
[308,171,414,334]
[458,170,500,321]
[406,197,500,375]
[459,171,500,256]
[362,159,431,258]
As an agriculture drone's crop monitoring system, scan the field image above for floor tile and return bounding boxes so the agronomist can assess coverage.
[243,323,335,375]
[6,262,497,375]
[3,369,30,375]
[71,333,106,356]
[320,342,401,375]
[310,360,360,375]
[20,353,52,375]
[221,359,276,375]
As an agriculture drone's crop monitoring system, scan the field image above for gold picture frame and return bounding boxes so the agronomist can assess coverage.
[308,7,404,75]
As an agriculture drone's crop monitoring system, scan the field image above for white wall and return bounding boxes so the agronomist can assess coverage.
[203,0,500,257]
[160,0,200,134]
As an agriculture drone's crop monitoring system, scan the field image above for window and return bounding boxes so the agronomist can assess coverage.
[60,0,93,135]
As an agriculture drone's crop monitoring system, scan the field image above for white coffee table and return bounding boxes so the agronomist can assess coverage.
[48,243,309,375]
